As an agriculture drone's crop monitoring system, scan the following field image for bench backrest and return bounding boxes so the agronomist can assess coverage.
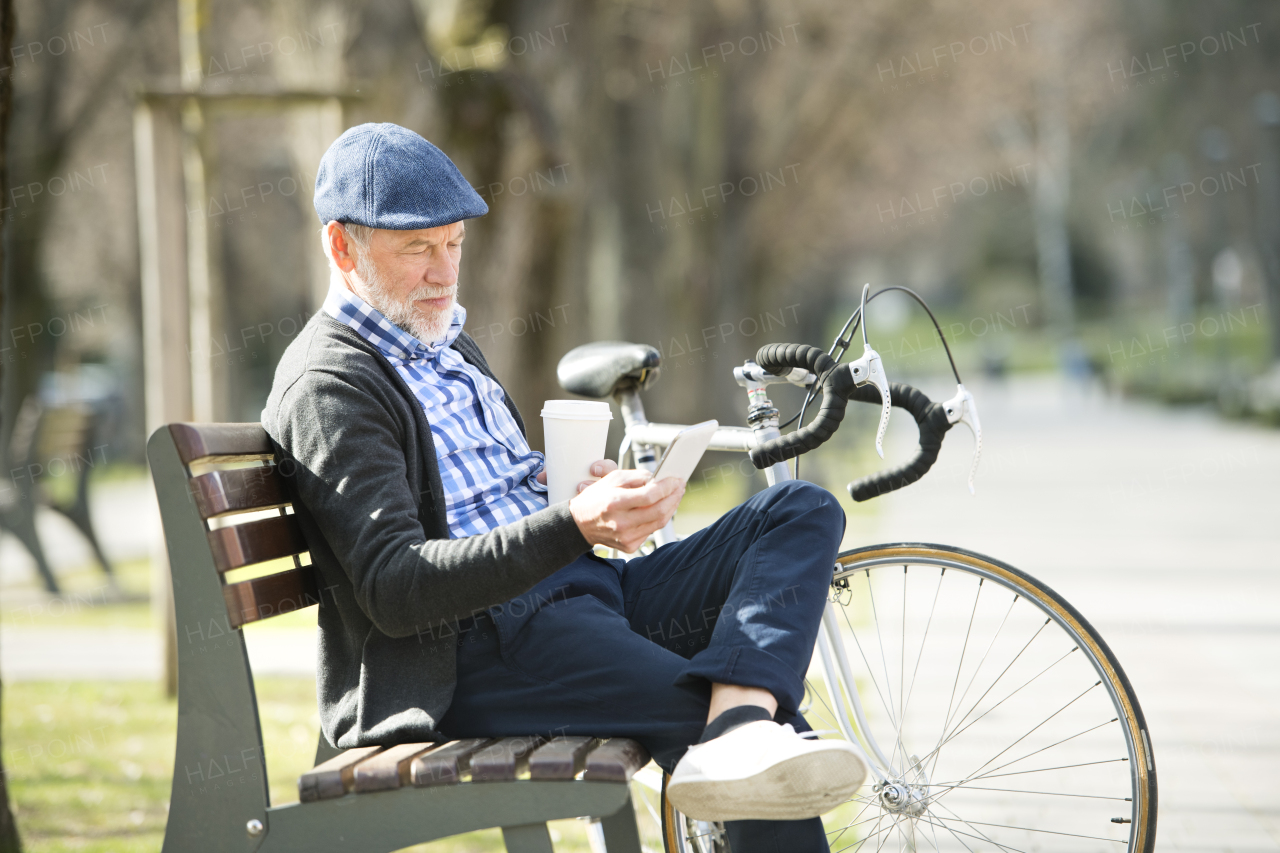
[8,396,97,476]
[168,423,320,628]
[148,422,317,848]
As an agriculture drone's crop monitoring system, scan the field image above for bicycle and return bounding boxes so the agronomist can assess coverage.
[556,286,1157,853]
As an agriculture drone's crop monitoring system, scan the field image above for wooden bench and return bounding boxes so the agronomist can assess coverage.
[1,395,116,593]
[148,422,649,853]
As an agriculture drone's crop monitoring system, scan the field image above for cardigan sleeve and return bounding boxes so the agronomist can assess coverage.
[269,367,592,638]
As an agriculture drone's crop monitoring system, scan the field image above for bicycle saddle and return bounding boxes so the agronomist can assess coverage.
[557,341,661,398]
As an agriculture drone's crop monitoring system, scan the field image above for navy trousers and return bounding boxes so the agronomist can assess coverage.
[439,479,846,853]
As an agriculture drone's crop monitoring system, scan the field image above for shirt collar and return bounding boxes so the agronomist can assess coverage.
[323,284,466,360]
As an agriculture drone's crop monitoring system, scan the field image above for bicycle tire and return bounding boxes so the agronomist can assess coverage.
[809,543,1157,853]
[662,772,731,853]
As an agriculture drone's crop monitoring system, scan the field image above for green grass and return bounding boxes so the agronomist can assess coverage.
[5,681,176,852]
[1,558,153,631]
[2,679,621,852]
[1,555,319,634]
[0,451,885,851]
[32,463,150,508]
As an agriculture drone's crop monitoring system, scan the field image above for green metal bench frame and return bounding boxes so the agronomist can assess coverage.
[148,422,647,853]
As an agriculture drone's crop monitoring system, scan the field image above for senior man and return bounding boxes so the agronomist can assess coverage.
[263,123,865,851]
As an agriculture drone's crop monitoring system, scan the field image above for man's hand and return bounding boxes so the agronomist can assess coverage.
[569,462,685,553]
[535,459,616,489]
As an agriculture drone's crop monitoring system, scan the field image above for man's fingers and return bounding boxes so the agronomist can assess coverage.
[601,468,652,488]
[608,476,681,510]
[590,459,619,477]
[613,481,685,532]
[615,493,684,551]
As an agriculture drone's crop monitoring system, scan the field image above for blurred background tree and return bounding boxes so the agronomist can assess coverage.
[1,1,1279,849]
[5,0,1278,471]
[2,0,27,845]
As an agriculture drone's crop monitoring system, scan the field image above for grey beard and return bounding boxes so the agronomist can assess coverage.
[355,255,456,344]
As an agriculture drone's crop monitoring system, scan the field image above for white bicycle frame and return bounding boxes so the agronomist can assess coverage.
[612,370,894,786]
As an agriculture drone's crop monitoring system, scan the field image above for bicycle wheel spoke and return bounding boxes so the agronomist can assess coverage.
[872,813,903,853]
[826,799,878,848]
[804,677,843,735]
[836,813,888,853]
[865,571,900,733]
[898,567,945,739]
[955,680,1103,786]
[925,717,1123,810]
[941,608,1047,751]
[931,798,1037,853]
[918,805,1028,853]
[819,547,1152,853]
[895,567,907,770]
[919,645,1080,770]
[925,809,946,853]
[913,812,985,853]
[939,593,1021,742]
[930,813,1126,845]
[841,600,899,748]
[925,782,1130,801]
[929,756,1130,786]
[928,577,983,777]
[965,717,1119,787]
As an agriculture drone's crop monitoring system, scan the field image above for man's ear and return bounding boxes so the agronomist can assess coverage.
[326,221,357,273]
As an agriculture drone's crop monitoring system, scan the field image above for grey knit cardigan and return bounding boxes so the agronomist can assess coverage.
[262,312,591,748]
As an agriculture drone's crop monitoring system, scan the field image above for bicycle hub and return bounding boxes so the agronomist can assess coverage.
[876,782,928,817]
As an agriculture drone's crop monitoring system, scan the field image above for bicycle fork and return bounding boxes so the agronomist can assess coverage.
[815,608,892,785]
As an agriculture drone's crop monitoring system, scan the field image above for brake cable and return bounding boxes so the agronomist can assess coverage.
[784,285,962,479]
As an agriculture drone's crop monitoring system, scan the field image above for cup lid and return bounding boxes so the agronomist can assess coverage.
[541,399,613,420]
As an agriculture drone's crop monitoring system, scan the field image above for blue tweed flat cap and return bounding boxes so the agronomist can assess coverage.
[313,123,488,229]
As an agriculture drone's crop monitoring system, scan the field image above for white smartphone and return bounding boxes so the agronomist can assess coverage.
[652,420,719,483]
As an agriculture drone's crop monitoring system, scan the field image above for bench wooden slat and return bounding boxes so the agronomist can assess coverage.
[583,738,649,783]
[207,514,308,572]
[189,466,290,519]
[410,738,493,787]
[351,742,440,794]
[36,407,93,459]
[528,737,597,780]
[470,736,546,783]
[298,745,383,803]
[222,566,321,628]
[169,422,273,465]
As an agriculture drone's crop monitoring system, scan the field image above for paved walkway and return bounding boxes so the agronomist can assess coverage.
[855,376,1280,852]
[0,475,322,680]
[1,375,1276,850]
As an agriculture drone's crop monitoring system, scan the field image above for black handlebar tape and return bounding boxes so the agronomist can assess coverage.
[846,382,953,502]
[748,344,852,468]
[755,342,835,377]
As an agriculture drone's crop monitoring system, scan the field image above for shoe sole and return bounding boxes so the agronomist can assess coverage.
[665,748,867,822]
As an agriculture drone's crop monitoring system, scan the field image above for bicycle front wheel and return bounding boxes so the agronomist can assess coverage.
[660,771,731,853]
[807,543,1157,853]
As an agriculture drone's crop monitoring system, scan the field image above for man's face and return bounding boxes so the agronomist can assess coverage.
[343,221,466,344]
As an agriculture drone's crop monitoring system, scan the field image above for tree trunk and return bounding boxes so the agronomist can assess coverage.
[1255,93,1280,365]
[0,0,28,847]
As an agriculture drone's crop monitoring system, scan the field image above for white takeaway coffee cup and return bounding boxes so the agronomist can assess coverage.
[541,400,613,505]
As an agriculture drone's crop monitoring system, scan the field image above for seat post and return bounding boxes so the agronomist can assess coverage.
[614,389,648,430]
[614,389,659,473]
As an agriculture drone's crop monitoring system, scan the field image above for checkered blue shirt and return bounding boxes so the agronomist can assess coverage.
[323,286,549,538]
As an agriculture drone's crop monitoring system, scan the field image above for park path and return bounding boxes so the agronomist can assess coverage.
[849,375,1280,853]
[1,375,1277,851]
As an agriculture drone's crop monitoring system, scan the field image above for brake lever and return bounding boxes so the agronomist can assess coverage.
[848,343,891,458]
[942,383,982,494]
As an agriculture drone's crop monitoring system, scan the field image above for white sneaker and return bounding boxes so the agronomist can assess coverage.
[665,720,868,822]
